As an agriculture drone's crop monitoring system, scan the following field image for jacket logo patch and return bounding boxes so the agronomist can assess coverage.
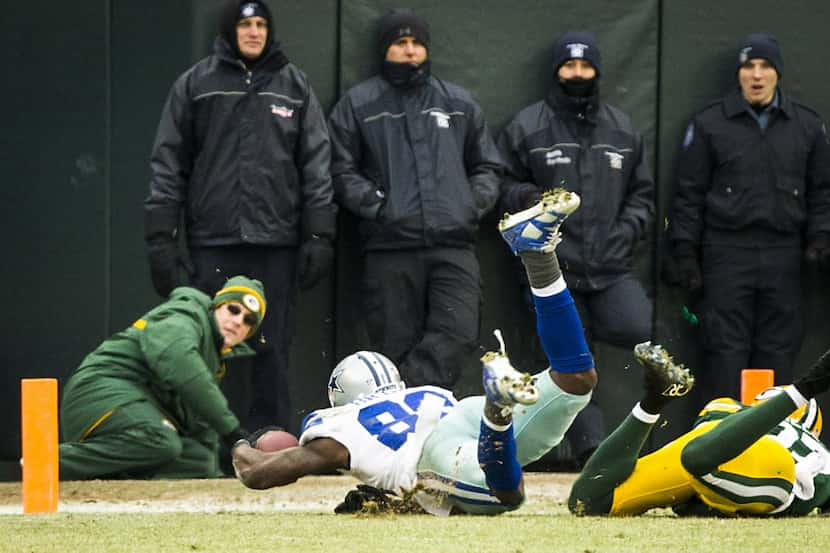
[430,112,450,128]
[604,151,624,170]
[545,149,571,166]
[270,104,294,118]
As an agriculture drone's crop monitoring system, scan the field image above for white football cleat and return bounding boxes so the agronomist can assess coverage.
[498,188,580,255]
[481,330,539,407]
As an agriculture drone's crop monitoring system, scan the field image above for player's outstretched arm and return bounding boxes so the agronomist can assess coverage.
[233,438,350,490]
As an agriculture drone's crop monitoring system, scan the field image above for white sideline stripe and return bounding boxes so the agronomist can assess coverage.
[0,474,577,516]
[0,499,339,515]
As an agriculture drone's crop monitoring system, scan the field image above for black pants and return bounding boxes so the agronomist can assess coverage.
[569,274,653,347]
[190,245,297,431]
[699,244,802,401]
[362,247,481,389]
[565,273,654,461]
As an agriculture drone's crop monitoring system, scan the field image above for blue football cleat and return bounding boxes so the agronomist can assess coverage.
[498,188,580,255]
[481,330,539,407]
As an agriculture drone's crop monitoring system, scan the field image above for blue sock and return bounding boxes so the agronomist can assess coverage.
[533,289,594,373]
[478,419,521,491]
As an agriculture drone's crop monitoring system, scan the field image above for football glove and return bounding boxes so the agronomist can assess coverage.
[334,485,396,514]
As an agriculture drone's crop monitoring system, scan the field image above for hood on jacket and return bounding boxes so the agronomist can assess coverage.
[219,0,275,64]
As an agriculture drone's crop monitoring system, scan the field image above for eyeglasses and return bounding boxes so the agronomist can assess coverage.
[226,303,258,327]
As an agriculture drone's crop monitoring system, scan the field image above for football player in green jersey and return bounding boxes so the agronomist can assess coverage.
[569,342,830,517]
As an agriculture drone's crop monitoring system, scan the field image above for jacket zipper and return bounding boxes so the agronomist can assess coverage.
[238,60,252,85]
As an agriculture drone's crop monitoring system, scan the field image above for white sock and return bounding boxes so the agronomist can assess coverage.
[632,402,660,424]
[531,276,567,298]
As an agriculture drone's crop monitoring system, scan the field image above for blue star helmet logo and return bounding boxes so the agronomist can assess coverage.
[328,367,345,393]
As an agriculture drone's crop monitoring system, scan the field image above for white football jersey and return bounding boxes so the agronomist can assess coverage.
[299,386,457,492]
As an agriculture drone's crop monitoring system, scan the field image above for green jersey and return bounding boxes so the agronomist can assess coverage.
[695,400,830,515]
[61,287,252,441]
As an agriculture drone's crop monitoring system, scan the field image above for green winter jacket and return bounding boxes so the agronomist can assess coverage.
[60,287,253,441]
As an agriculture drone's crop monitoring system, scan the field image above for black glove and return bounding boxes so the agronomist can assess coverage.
[147,239,182,297]
[246,425,285,446]
[222,426,251,451]
[805,234,830,263]
[145,205,185,297]
[663,242,702,291]
[334,484,425,514]
[334,485,396,514]
[793,347,830,399]
[674,255,703,292]
[359,188,386,220]
[297,237,334,290]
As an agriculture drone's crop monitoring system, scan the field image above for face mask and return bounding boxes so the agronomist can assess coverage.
[559,77,597,98]
[382,60,431,89]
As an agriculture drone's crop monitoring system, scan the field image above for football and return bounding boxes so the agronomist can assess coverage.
[255,430,299,452]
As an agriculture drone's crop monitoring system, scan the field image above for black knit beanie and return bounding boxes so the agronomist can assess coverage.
[552,31,602,77]
[737,32,783,77]
[377,8,430,60]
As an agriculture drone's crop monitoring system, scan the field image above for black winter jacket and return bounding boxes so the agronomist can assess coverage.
[329,75,502,250]
[669,88,830,251]
[145,38,335,247]
[499,89,654,290]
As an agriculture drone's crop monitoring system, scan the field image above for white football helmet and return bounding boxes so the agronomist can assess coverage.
[327,351,405,407]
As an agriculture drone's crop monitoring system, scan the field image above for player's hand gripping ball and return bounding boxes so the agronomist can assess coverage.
[255,430,299,452]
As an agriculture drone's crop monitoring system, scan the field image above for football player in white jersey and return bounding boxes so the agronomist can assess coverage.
[233,190,597,514]
[569,342,830,517]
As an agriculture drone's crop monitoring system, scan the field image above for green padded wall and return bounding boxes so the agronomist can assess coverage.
[0,0,339,473]
[0,2,110,467]
[109,3,194,330]
[334,1,660,438]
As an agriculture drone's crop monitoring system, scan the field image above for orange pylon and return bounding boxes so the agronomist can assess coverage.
[740,369,775,405]
[21,378,59,514]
